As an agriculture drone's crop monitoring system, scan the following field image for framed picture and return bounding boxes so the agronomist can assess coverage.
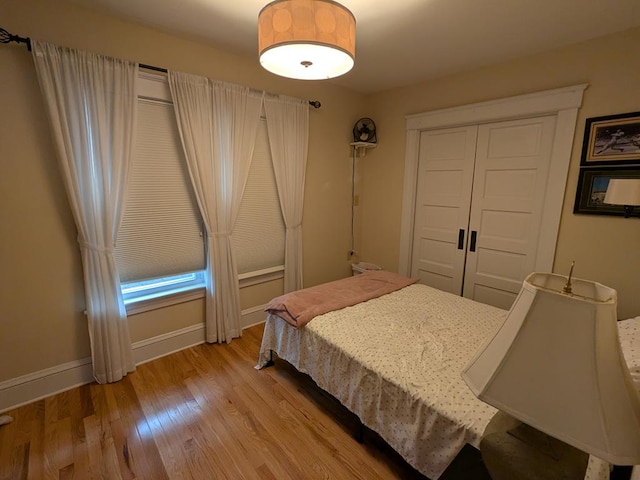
[580,111,640,165]
[574,167,640,215]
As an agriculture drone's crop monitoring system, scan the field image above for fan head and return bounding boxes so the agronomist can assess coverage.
[353,117,377,144]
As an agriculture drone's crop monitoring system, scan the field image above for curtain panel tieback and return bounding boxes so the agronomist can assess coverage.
[78,239,113,254]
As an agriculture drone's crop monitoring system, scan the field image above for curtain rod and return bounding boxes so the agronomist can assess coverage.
[0,27,31,50]
[0,27,322,109]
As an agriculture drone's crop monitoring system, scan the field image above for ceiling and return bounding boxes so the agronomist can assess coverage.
[70,0,640,94]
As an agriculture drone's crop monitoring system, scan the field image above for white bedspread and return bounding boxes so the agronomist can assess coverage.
[257,284,639,480]
[258,283,504,479]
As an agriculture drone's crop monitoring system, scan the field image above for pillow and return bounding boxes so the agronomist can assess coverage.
[618,316,640,391]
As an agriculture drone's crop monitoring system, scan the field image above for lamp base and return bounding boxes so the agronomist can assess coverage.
[611,466,633,480]
[622,205,637,218]
[480,413,634,480]
[480,412,589,480]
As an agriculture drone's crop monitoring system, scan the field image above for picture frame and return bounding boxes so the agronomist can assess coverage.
[580,111,640,165]
[573,166,640,215]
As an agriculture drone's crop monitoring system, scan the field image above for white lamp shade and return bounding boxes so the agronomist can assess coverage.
[604,178,640,206]
[258,0,356,80]
[462,272,640,465]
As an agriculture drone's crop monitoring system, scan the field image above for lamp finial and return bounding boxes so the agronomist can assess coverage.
[562,261,575,295]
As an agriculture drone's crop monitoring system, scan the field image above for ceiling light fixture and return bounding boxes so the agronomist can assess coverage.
[258,0,356,80]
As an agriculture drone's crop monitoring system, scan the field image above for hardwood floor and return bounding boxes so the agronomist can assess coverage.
[0,324,488,480]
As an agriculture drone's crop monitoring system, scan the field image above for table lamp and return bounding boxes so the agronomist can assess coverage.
[462,271,640,479]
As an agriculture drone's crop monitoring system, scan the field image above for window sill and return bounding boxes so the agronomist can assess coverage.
[125,285,205,316]
[125,266,285,316]
[238,265,284,288]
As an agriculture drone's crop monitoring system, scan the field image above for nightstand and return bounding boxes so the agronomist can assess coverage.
[480,411,588,480]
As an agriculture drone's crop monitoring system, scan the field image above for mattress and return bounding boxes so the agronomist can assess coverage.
[619,316,640,392]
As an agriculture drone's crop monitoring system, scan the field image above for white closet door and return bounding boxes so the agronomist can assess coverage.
[411,126,478,294]
[463,115,557,309]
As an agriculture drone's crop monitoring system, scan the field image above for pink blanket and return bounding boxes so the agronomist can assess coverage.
[265,270,418,328]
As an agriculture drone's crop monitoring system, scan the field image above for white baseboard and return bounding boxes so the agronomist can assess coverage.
[0,358,94,413]
[241,304,269,329]
[132,323,206,366]
[0,305,267,413]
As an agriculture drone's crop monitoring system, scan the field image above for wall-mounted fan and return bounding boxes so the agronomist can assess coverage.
[353,117,377,144]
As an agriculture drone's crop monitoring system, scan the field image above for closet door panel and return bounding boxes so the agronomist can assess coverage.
[411,126,477,295]
[463,116,556,309]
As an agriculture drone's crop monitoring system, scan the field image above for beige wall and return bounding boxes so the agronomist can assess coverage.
[2,0,639,388]
[362,27,640,319]
[0,0,364,382]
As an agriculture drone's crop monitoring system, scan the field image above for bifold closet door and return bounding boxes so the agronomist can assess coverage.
[462,115,557,309]
[410,126,478,295]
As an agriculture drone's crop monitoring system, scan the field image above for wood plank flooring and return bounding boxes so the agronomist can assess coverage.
[0,323,489,480]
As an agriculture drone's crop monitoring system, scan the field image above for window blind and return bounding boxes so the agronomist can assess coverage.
[232,119,285,274]
[115,99,205,282]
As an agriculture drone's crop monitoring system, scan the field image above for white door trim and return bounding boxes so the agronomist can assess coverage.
[399,84,587,276]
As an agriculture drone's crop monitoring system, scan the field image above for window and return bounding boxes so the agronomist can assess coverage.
[121,271,205,303]
[116,72,285,312]
[232,118,286,283]
[115,91,205,311]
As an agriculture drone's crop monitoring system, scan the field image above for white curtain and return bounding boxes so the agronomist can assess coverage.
[264,95,309,293]
[168,71,263,343]
[31,40,137,383]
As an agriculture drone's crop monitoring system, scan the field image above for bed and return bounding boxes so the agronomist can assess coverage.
[256,272,640,480]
